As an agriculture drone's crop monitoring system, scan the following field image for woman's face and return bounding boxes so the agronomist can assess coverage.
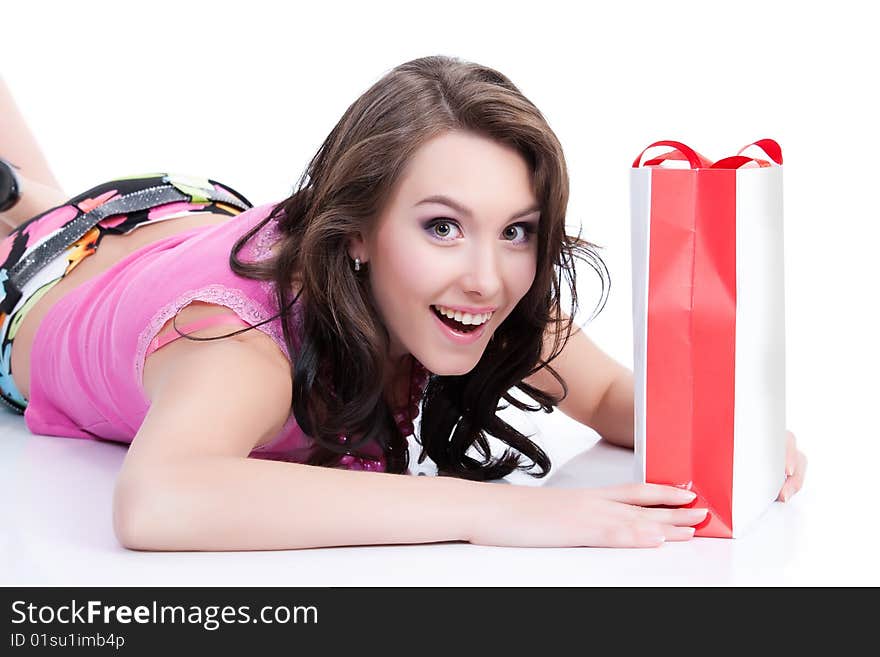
[353,129,540,376]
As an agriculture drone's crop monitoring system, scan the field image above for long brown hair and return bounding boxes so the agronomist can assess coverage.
[219,55,609,480]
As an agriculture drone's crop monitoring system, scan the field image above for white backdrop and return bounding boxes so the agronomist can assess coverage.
[2,0,878,583]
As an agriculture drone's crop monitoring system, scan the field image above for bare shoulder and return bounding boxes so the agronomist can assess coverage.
[125,332,293,472]
[142,300,290,403]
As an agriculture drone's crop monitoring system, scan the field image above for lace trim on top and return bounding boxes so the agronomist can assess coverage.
[240,212,283,302]
[134,283,293,405]
[247,213,282,262]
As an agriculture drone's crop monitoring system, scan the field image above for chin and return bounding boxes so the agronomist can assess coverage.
[423,356,481,377]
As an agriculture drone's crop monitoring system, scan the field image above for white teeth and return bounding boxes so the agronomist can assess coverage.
[434,305,493,326]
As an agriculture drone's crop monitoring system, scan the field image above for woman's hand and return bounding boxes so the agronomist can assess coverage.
[777,429,807,502]
[467,483,708,549]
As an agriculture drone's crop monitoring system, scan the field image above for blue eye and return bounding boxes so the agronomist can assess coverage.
[424,218,536,245]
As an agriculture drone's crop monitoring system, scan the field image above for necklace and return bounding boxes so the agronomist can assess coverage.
[391,356,430,438]
[337,357,430,472]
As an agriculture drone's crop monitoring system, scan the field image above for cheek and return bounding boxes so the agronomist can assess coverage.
[372,233,433,313]
[388,238,427,281]
[510,253,538,297]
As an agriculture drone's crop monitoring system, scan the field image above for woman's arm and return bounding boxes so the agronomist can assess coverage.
[590,368,635,449]
[116,330,704,550]
[520,312,633,447]
[114,335,483,550]
[116,455,484,551]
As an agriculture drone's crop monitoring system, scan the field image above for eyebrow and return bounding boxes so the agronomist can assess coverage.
[414,195,541,221]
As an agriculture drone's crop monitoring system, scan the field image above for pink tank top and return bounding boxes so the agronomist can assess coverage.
[24,202,429,472]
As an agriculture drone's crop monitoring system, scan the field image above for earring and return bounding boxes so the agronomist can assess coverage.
[354,257,361,272]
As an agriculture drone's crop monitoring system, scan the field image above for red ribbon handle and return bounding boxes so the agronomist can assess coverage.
[634,138,783,170]
[632,140,713,169]
[737,139,783,165]
[711,139,784,169]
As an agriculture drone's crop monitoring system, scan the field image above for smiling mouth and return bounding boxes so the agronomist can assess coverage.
[430,305,484,333]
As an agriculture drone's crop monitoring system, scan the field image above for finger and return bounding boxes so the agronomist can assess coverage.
[640,506,709,526]
[641,521,697,543]
[664,525,697,542]
[779,473,806,503]
[777,480,792,502]
[601,483,697,507]
[602,521,667,548]
[629,522,697,547]
[780,481,800,502]
[787,453,808,497]
[785,430,797,476]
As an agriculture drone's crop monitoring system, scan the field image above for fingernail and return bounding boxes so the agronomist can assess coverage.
[680,490,697,500]
[786,465,794,476]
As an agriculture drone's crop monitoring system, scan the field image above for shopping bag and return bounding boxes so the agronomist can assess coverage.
[630,139,787,538]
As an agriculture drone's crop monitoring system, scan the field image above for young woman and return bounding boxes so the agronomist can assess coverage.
[0,57,806,551]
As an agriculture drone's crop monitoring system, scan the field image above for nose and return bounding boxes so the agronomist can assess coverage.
[458,246,503,300]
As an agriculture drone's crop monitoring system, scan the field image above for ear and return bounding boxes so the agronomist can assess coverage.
[346,234,369,263]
